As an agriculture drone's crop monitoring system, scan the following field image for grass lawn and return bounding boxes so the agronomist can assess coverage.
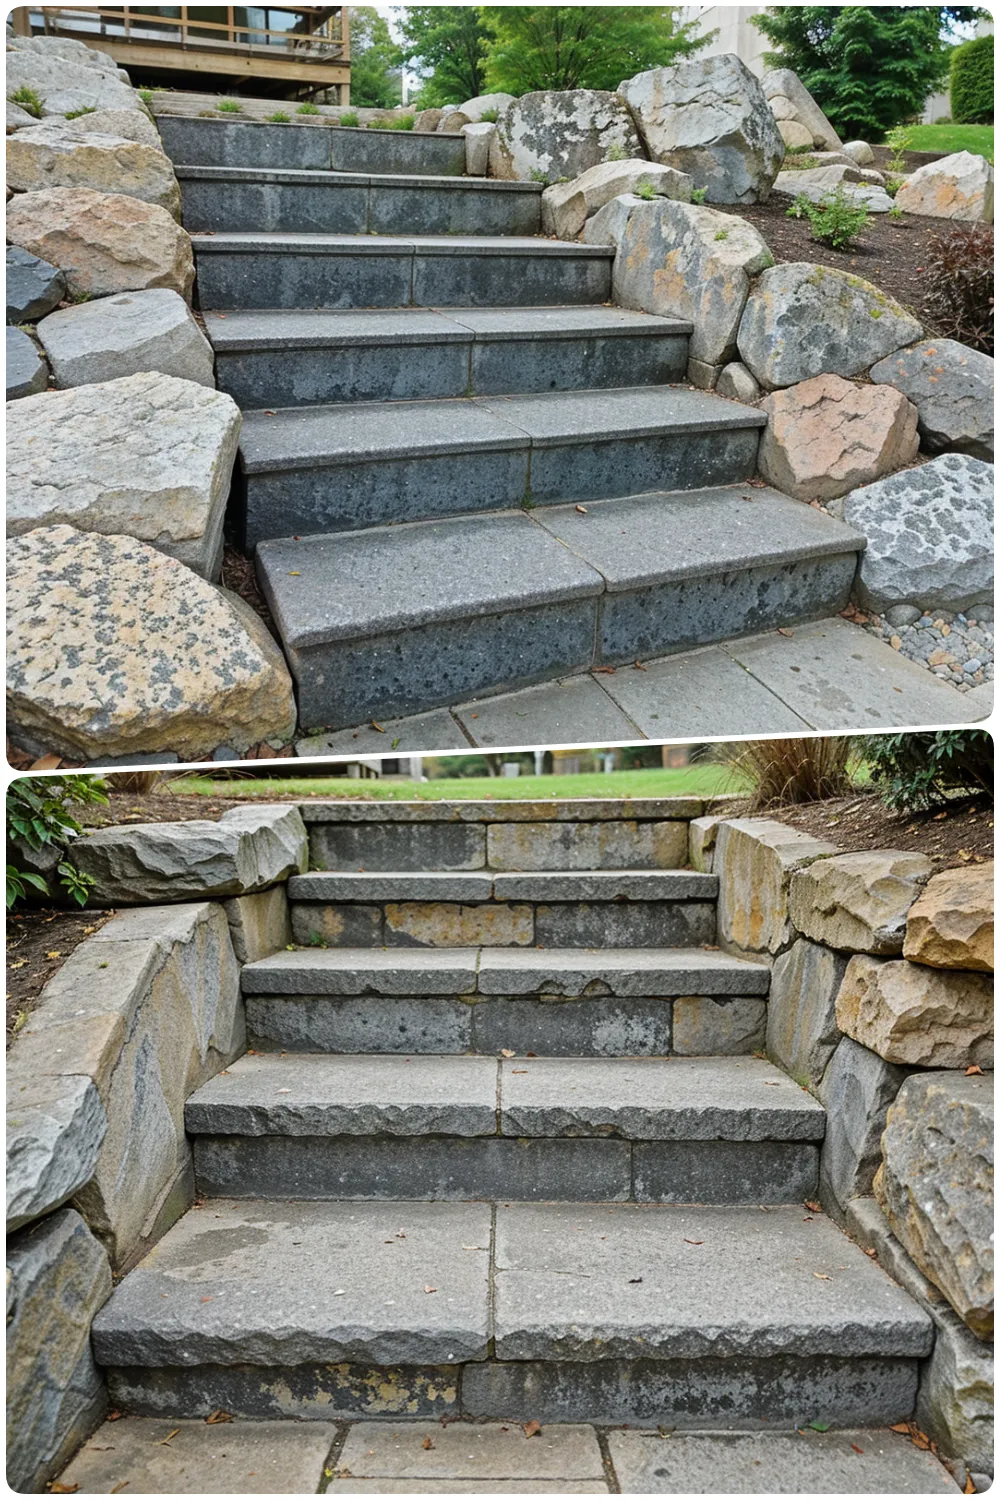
[168,765,744,801]
[902,122,993,160]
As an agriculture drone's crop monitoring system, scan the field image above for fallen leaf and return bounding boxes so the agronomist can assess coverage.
[633,660,647,670]
[575,504,588,514]
[424,1285,438,1294]
[890,1423,910,1434]
[205,1410,233,1424]
[422,1437,435,1450]
[107,1411,123,1422]
[966,1065,983,1076]
[500,1048,516,1058]
[593,665,616,674]
[777,627,794,638]
[30,753,62,771]
[110,1487,129,1496]
[965,1477,976,1494]
[156,1429,180,1446]
[804,1201,822,1212]
[813,1272,832,1281]
[199,1296,213,1304]
[682,1238,704,1245]
[807,1420,830,1432]
[523,1420,542,1439]
[47,1486,79,1494]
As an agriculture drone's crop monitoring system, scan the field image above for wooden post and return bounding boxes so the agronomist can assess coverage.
[10,8,31,37]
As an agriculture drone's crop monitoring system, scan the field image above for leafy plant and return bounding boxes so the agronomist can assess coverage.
[268,110,290,123]
[921,222,994,354]
[884,174,905,198]
[529,166,549,184]
[479,106,499,123]
[884,124,912,178]
[635,182,658,200]
[605,140,629,162]
[9,84,43,118]
[863,731,993,811]
[724,737,854,810]
[690,186,707,204]
[787,185,869,250]
[217,97,243,113]
[950,33,993,125]
[888,203,904,221]
[479,5,712,93]
[296,101,320,115]
[64,105,97,120]
[6,775,108,909]
[713,228,729,240]
[137,87,154,104]
[339,110,359,127]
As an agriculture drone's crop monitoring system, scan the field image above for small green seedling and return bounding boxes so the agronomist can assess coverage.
[268,110,290,123]
[605,141,628,161]
[690,186,707,203]
[64,105,97,119]
[9,84,43,118]
[339,110,359,127]
[296,101,320,115]
[635,182,658,200]
[714,228,729,240]
[479,106,499,123]
[217,97,243,113]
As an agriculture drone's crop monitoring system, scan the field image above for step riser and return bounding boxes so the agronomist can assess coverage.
[181,179,541,237]
[193,247,612,310]
[240,427,759,547]
[277,551,857,732]
[157,115,468,176]
[192,1135,818,1204]
[305,820,690,872]
[246,994,767,1058]
[290,899,717,949]
[105,1356,919,1427]
[214,330,689,409]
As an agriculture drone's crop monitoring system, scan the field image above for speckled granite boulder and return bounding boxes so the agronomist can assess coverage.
[869,339,994,461]
[541,158,690,238]
[5,42,137,117]
[762,68,841,152]
[489,89,643,182]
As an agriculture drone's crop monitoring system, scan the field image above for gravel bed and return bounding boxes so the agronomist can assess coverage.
[863,604,994,692]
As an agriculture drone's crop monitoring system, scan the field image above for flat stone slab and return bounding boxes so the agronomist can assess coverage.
[92,1199,492,1367]
[6,325,48,400]
[493,1202,932,1361]
[478,386,764,446]
[337,1420,605,1482]
[605,1428,960,1493]
[241,948,480,996]
[291,872,496,902]
[193,231,616,258]
[56,1417,339,1494]
[296,708,465,756]
[454,673,641,749]
[298,798,702,823]
[492,872,718,900]
[600,647,812,737]
[476,949,770,997]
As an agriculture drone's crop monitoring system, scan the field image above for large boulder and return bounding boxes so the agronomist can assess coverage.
[6,371,240,579]
[458,92,515,123]
[875,1071,993,1338]
[6,325,48,400]
[489,89,643,183]
[841,453,993,614]
[6,244,66,322]
[737,262,923,389]
[73,805,308,905]
[762,68,841,152]
[4,43,138,117]
[6,124,181,218]
[619,54,784,205]
[60,106,164,148]
[776,118,814,152]
[613,197,773,370]
[789,850,934,955]
[541,158,691,238]
[437,110,471,134]
[757,374,919,503]
[818,1035,908,1211]
[5,187,194,301]
[6,1072,106,1232]
[916,1308,995,1475]
[36,288,214,390]
[869,339,994,462]
[766,937,847,1089]
[895,151,994,224]
[904,863,994,973]
[836,954,993,1068]
[6,525,297,763]
[714,817,837,957]
[772,163,894,213]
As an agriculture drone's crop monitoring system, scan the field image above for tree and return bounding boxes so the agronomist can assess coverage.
[348,6,403,109]
[397,6,490,107]
[750,6,965,139]
[479,6,711,94]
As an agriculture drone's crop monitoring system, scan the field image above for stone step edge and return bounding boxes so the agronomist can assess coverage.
[176,164,542,193]
[297,798,708,822]
[287,870,719,900]
[190,233,615,259]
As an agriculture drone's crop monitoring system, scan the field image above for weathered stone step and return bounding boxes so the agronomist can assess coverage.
[207,305,691,409]
[158,113,468,177]
[238,386,764,545]
[191,233,613,310]
[178,165,542,236]
[288,867,718,949]
[91,1199,932,1425]
[185,1053,824,1205]
[254,487,863,731]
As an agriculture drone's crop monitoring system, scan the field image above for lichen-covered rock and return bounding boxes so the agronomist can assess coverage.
[5,187,194,300]
[6,1072,106,1232]
[895,151,994,223]
[788,850,934,955]
[818,1036,908,1211]
[619,54,784,204]
[37,288,214,390]
[5,244,66,322]
[4,43,138,117]
[836,954,993,1069]
[737,262,923,389]
[916,1306,995,1473]
[762,68,841,152]
[757,374,919,502]
[6,1208,111,1494]
[716,360,761,402]
[7,371,240,579]
[715,817,837,956]
[767,937,847,1089]
[6,324,48,400]
[904,863,994,974]
[457,92,515,123]
[869,339,994,462]
[581,192,644,247]
[614,197,773,367]
[842,453,993,614]
[6,124,181,217]
[489,89,643,182]
[6,525,297,763]
[875,1071,993,1337]
[541,158,691,238]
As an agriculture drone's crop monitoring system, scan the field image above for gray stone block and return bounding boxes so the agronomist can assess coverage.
[92,1199,492,1368]
[534,900,715,948]
[818,1037,909,1214]
[472,998,673,1058]
[486,820,689,871]
[369,177,542,237]
[7,243,66,323]
[6,324,48,398]
[292,901,384,947]
[493,871,717,901]
[291,872,495,902]
[634,1141,818,1204]
[671,995,767,1055]
[247,995,473,1054]
[6,1071,106,1232]
[870,338,993,461]
[477,949,769,997]
[223,885,292,965]
[241,949,479,996]
[156,115,335,171]
[37,287,215,389]
[306,821,486,872]
[410,240,612,308]
[220,332,471,410]
[331,127,466,177]
[767,938,847,1088]
[299,797,704,824]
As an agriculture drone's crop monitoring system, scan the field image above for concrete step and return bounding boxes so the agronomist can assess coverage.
[237,386,765,545]
[207,305,691,409]
[185,1053,824,1205]
[91,1198,932,1425]
[254,488,863,731]
[178,165,542,236]
[191,233,613,310]
[158,113,468,176]
[288,867,718,949]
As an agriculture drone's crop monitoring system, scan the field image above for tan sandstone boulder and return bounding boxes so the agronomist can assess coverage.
[904,863,994,973]
[758,374,919,502]
[788,850,934,954]
[836,953,993,1068]
[895,151,994,223]
[6,124,181,218]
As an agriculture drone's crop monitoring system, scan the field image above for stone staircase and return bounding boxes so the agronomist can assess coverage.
[156,115,870,736]
[92,800,932,1436]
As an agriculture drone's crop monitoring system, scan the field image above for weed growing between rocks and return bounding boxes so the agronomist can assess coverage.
[9,84,43,118]
[339,110,359,127]
[296,101,320,115]
[268,111,290,123]
[217,98,243,113]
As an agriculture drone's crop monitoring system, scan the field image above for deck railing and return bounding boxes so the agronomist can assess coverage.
[26,6,349,62]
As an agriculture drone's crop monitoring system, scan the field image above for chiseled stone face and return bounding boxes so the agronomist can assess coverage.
[671,994,766,1055]
[487,819,689,871]
[895,150,994,223]
[788,850,934,956]
[714,818,838,956]
[875,1071,993,1339]
[6,124,181,218]
[7,525,297,762]
[37,288,215,390]
[818,1036,908,1212]
[835,953,993,1069]
[385,902,535,948]
[766,937,846,1089]
[904,862,994,974]
[224,886,293,965]
[489,88,643,183]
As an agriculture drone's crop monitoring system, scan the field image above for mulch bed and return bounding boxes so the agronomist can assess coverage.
[7,907,113,1048]
[771,792,993,870]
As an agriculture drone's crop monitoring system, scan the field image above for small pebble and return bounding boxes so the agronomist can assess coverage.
[963,658,982,674]
[861,601,993,695]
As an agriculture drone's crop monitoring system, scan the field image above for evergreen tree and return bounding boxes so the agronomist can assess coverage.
[480,6,710,94]
[348,6,403,109]
[397,6,490,107]
[750,6,963,139]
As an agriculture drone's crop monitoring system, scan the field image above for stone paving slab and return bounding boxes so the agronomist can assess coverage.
[193,232,611,257]
[599,648,812,737]
[296,708,467,756]
[291,872,496,902]
[241,949,480,996]
[337,1420,604,1480]
[476,949,770,997]
[453,674,641,748]
[57,1417,338,1494]
[92,1199,492,1367]
[477,387,765,446]
[298,798,703,823]
[605,1427,960,1493]
[493,1203,933,1362]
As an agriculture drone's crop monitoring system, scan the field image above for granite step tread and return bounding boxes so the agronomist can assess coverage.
[90,1199,933,1370]
[184,1053,827,1141]
[177,164,543,193]
[192,232,613,258]
[288,870,719,902]
[239,947,771,997]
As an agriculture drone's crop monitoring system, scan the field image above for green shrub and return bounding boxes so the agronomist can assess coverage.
[268,110,290,123]
[339,110,359,127]
[863,731,993,811]
[787,186,869,251]
[394,114,416,131]
[635,182,657,200]
[9,85,43,118]
[296,101,320,115]
[6,775,108,909]
[884,175,905,198]
[951,34,993,125]
[921,222,994,355]
[217,97,243,113]
[64,105,97,120]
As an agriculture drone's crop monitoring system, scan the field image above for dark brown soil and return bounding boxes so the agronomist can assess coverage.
[772,793,993,871]
[221,541,276,631]
[7,907,113,1047]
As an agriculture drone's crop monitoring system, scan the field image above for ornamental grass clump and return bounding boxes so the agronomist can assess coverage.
[725,737,854,811]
